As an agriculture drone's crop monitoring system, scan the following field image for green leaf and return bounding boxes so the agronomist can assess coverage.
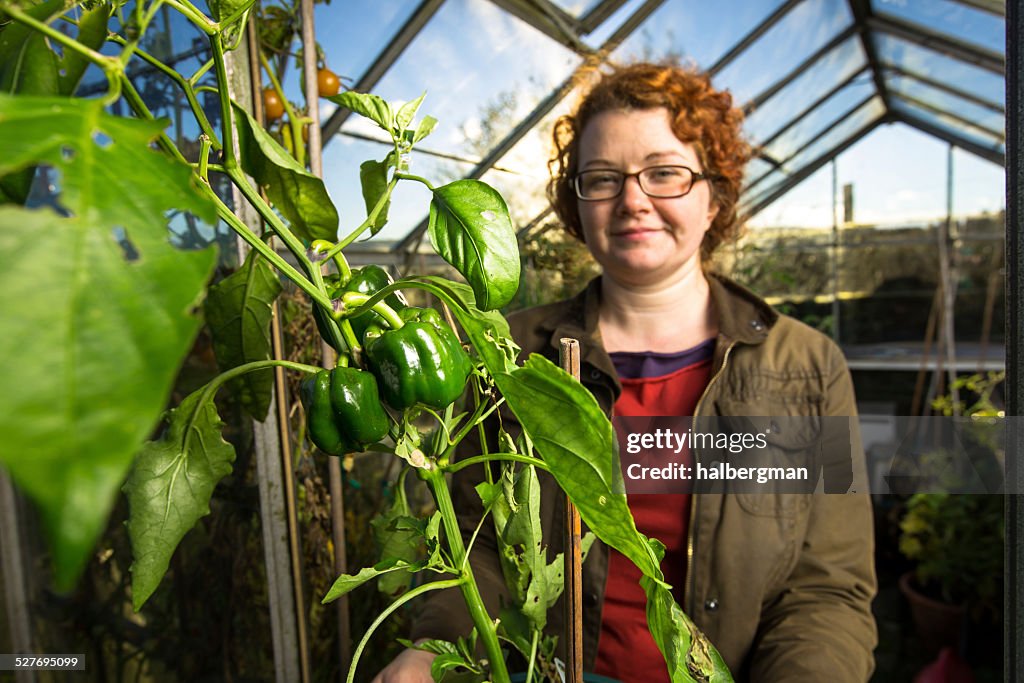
[359,158,390,235]
[326,91,393,133]
[412,115,438,144]
[642,543,732,683]
[494,355,663,581]
[394,92,425,132]
[57,5,111,95]
[232,101,339,242]
[203,249,282,421]
[0,95,217,590]
[371,476,421,598]
[0,2,110,205]
[428,180,520,311]
[322,558,418,603]
[123,386,236,610]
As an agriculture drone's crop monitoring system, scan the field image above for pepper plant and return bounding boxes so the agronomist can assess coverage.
[0,1,731,681]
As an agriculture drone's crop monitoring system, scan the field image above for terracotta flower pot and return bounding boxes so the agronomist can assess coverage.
[898,570,967,658]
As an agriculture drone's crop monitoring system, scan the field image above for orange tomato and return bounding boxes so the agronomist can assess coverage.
[317,68,341,97]
[262,88,284,121]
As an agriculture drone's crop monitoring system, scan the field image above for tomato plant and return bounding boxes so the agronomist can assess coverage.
[0,2,731,682]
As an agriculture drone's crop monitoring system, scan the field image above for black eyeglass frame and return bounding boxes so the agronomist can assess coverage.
[572,164,713,201]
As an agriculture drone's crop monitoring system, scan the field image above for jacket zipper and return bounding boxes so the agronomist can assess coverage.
[684,338,736,616]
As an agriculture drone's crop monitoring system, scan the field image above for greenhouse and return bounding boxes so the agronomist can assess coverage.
[0,0,1019,681]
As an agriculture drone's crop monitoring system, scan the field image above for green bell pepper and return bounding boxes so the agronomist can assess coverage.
[300,367,390,455]
[314,265,406,352]
[364,307,473,411]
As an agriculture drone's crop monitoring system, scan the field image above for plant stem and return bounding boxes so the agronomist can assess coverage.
[425,469,512,683]
[524,629,539,683]
[197,358,319,407]
[394,171,434,190]
[217,0,257,30]
[210,33,236,169]
[109,35,221,149]
[164,0,217,33]
[339,292,404,330]
[443,454,549,475]
[343,577,464,683]
[204,188,334,310]
[332,175,399,252]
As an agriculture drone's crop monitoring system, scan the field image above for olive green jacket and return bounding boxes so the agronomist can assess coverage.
[412,274,877,682]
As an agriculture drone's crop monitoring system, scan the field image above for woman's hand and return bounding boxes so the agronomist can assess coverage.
[370,647,437,683]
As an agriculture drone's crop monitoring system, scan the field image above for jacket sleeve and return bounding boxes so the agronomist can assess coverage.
[747,346,878,682]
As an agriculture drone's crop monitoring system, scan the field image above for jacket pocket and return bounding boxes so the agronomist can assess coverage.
[710,398,822,517]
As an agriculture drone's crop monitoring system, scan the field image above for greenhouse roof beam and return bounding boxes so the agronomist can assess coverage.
[894,92,1004,142]
[865,13,1004,74]
[742,24,859,116]
[394,0,667,253]
[707,0,804,77]
[746,92,877,193]
[893,109,1004,165]
[741,116,885,221]
[320,0,444,142]
[487,0,590,53]
[882,63,1004,114]
[758,65,871,150]
[948,0,1004,18]
[578,0,631,32]
[848,0,894,114]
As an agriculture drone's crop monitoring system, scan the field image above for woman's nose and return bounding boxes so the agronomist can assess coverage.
[616,174,651,213]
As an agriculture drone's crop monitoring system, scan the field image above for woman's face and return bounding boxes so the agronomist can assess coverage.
[576,107,718,287]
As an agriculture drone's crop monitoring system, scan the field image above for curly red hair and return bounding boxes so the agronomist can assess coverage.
[548,62,750,261]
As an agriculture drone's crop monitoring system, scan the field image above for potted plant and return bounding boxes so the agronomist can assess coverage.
[897,373,1005,655]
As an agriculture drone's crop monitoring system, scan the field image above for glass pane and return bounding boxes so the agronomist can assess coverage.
[714,0,854,106]
[610,0,790,70]
[874,33,1004,107]
[785,97,886,173]
[326,0,580,165]
[951,146,1005,225]
[549,0,606,17]
[322,135,474,244]
[890,98,1004,155]
[885,72,1004,140]
[873,0,1004,55]
[759,75,876,161]
[743,38,868,146]
[315,4,420,81]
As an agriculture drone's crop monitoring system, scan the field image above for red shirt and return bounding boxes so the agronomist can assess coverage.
[594,347,712,683]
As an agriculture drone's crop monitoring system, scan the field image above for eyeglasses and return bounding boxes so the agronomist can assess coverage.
[573,165,711,201]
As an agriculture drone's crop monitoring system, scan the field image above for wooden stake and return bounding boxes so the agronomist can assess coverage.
[559,338,584,683]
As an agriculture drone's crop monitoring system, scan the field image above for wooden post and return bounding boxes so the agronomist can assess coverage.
[298,0,352,666]
[559,338,584,683]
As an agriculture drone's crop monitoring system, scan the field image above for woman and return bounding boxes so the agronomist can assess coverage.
[374,62,877,682]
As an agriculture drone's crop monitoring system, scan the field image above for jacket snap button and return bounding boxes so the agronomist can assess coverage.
[749,319,764,331]
[769,420,780,434]
[584,592,599,607]
[589,369,601,380]
[704,598,719,612]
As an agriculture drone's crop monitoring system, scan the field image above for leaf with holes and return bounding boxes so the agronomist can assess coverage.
[232,101,339,242]
[123,386,236,610]
[428,180,519,311]
[0,95,216,590]
[204,249,282,421]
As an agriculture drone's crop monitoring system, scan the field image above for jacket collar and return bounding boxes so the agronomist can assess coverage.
[538,272,775,336]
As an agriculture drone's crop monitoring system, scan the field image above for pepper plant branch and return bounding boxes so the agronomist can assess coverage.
[443,453,549,475]
[190,57,215,86]
[117,76,189,165]
[108,35,222,149]
[333,175,400,252]
[338,292,404,330]
[163,0,216,34]
[425,468,512,683]
[118,0,167,69]
[210,33,237,170]
[342,577,465,683]
[394,171,434,190]
[217,0,258,32]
